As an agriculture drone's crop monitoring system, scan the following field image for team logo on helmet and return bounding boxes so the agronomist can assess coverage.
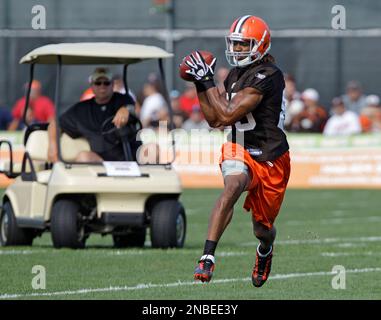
[225,15,272,67]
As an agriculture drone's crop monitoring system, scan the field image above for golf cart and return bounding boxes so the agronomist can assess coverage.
[0,42,186,249]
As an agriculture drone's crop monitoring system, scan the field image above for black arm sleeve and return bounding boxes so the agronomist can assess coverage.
[59,105,82,138]
[112,93,135,112]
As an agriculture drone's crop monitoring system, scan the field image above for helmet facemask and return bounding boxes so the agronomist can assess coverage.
[225,31,271,67]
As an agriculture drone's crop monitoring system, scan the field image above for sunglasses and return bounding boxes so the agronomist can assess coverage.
[93,80,111,86]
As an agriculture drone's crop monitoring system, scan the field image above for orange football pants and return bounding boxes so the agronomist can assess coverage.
[220,142,291,229]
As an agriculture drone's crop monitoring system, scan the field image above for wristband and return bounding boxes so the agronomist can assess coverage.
[195,80,216,93]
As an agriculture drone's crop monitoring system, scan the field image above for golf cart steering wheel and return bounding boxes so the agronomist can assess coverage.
[101,113,143,160]
[101,113,142,144]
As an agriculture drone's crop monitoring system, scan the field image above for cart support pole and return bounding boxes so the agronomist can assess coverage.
[55,56,63,162]
[123,64,129,95]
[22,63,35,130]
[158,58,176,163]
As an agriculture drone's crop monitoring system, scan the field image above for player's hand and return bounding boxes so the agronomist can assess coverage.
[113,107,130,128]
[185,51,217,82]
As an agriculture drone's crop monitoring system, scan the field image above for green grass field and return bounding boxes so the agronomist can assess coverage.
[0,189,380,300]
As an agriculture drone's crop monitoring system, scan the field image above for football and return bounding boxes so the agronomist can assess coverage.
[179,50,215,81]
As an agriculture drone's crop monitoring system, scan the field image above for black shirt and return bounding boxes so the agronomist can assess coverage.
[224,61,289,161]
[59,92,137,161]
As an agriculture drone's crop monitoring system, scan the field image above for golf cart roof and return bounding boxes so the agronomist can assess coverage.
[19,42,173,65]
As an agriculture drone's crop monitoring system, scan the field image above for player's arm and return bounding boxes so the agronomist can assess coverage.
[183,51,262,127]
[197,91,219,126]
[202,87,263,127]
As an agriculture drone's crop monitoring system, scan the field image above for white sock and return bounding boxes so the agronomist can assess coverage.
[200,254,215,264]
[257,244,272,257]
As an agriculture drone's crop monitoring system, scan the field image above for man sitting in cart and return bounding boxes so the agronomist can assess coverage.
[48,67,150,163]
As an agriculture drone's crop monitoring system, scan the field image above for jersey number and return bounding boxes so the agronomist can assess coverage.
[231,93,287,132]
[277,92,287,131]
[229,91,256,132]
[235,113,256,131]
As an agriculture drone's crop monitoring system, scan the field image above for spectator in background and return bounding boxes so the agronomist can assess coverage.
[323,97,361,136]
[360,94,381,132]
[48,67,142,163]
[215,67,229,93]
[80,87,94,101]
[169,90,187,129]
[179,82,199,117]
[80,74,137,102]
[284,74,301,102]
[289,88,327,133]
[283,74,303,130]
[112,74,137,102]
[139,80,168,127]
[0,105,13,130]
[9,80,55,130]
[113,75,126,94]
[182,105,210,131]
[341,80,367,115]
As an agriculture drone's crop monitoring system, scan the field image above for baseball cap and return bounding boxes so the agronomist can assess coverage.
[301,88,319,102]
[346,80,362,91]
[331,97,344,106]
[89,67,113,83]
[366,94,380,106]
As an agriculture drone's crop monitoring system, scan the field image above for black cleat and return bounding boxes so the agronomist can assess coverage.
[252,245,273,287]
[194,256,215,283]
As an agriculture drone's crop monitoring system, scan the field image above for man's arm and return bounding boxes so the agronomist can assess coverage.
[47,118,59,163]
[198,86,263,127]
[112,94,139,128]
[112,106,130,128]
[7,119,20,131]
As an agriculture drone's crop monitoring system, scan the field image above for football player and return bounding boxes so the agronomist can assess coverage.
[183,15,291,287]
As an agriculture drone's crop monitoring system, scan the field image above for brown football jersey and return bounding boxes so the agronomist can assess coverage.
[224,61,289,161]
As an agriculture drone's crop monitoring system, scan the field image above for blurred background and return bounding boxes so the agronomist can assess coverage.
[1,0,381,188]
[1,0,381,108]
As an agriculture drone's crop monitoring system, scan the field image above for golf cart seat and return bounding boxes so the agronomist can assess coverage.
[23,130,91,184]
[26,130,91,161]
[0,161,23,175]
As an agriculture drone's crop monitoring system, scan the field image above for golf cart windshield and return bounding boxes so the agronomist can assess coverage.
[19,42,175,166]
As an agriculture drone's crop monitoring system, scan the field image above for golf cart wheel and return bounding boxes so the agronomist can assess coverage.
[0,201,34,246]
[50,199,86,249]
[112,227,146,248]
[150,200,186,248]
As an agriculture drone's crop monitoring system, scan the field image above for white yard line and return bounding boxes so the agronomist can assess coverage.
[108,250,246,257]
[285,216,381,226]
[0,267,380,299]
[109,249,248,257]
[218,251,246,257]
[0,250,46,255]
[335,243,366,248]
[242,236,381,246]
[320,251,381,257]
